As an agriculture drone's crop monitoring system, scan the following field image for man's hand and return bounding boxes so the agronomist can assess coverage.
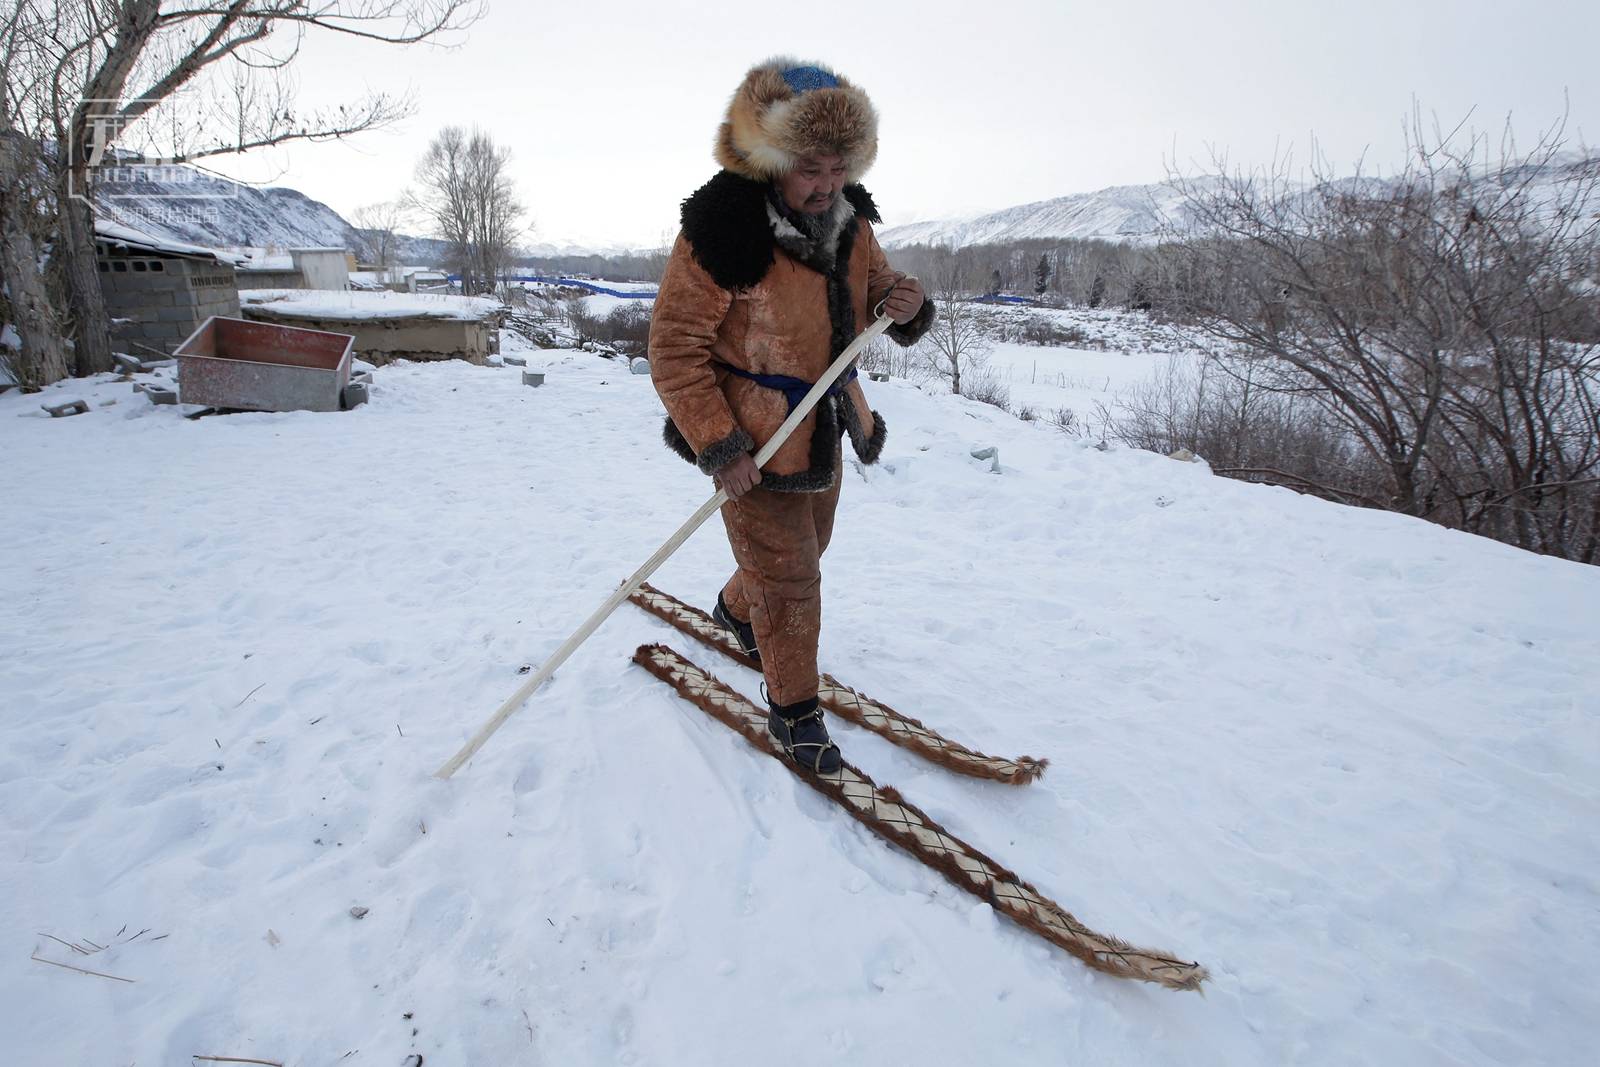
[882,273,926,325]
[715,452,762,500]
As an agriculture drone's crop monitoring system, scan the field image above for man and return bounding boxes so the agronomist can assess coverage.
[649,57,932,774]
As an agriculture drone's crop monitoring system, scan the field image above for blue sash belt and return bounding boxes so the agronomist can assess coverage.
[719,362,858,415]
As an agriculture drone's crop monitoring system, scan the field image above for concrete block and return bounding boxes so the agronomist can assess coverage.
[42,398,89,417]
[522,371,545,388]
[342,380,370,409]
[503,355,527,367]
[141,384,178,405]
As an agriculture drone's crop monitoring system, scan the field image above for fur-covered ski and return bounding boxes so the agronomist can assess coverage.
[629,583,1047,784]
[633,643,1207,992]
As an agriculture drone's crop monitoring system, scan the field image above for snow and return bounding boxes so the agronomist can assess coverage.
[239,289,502,321]
[94,218,248,265]
[3,332,1598,1065]
[579,292,645,317]
[985,341,1176,423]
[967,306,1204,429]
[235,250,296,271]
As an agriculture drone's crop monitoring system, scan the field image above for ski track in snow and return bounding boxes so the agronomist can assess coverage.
[2,334,1597,1066]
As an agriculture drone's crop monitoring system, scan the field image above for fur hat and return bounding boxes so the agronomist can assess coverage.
[714,57,879,183]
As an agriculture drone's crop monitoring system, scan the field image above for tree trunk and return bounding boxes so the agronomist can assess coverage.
[56,166,114,377]
[0,132,70,388]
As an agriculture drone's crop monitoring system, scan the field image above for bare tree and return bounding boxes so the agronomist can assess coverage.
[411,125,524,294]
[562,296,601,350]
[1160,112,1600,562]
[916,245,993,396]
[0,0,481,381]
[0,0,69,388]
[351,199,409,272]
[0,129,69,388]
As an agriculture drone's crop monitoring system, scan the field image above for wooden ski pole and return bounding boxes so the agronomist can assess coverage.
[435,306,900,779]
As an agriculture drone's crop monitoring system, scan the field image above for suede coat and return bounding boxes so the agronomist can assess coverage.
[649,170,934,492]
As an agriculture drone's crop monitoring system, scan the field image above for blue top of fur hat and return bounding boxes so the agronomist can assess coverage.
[781,66,840,93]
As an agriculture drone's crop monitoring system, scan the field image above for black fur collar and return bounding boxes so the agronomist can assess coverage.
[679,170,881,291]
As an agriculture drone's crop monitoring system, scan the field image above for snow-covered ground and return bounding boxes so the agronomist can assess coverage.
[4,331,1598,1066]
[893,305,1202,435]
[571,281,657,294]
[981,342,1179,431]
[577,293,650,318]
[239,288,503,321]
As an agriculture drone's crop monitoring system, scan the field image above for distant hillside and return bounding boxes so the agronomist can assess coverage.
[879,155,1599,249]
[96,165,384,254]
[90,162,617,264]
[878,179,1215,248]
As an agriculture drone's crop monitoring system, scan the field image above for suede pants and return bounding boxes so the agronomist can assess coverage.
[718,475,843,706]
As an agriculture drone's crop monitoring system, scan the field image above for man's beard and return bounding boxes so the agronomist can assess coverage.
[792,197,833,238]
[768,183,840,242]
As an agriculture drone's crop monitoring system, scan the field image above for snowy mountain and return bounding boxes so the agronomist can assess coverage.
[5,323,1597,1065]
[522,237,657,259]
[90,161,630,263]
[94,164,394,257]
[878,179,1214,248]
[880,154,1599,249]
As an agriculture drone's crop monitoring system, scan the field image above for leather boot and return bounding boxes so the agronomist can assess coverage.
[712,591,761,662]
[768,696,841,774]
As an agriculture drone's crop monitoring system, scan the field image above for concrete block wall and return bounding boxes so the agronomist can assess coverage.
[237,268,305,290]
[99,256,240,355]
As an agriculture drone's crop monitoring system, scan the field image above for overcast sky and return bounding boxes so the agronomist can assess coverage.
[209,0,1599,250]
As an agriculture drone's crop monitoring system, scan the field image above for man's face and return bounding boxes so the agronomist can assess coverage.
[777,153,847,216]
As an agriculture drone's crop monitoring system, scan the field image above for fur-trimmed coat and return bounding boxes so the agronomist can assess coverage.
[649,170,934,492]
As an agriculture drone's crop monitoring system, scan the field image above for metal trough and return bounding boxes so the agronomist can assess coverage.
[175,316,355,413]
